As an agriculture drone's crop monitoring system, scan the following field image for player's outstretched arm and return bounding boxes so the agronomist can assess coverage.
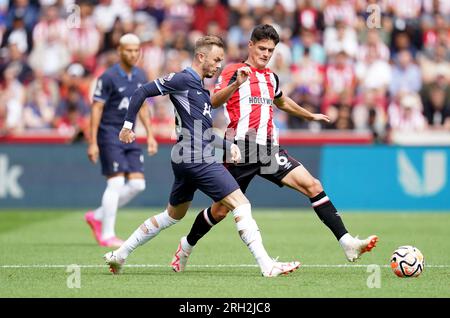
[121,81,162,143]
[274,95,330,123]
[87,101,105,163]
[211,67,251,108]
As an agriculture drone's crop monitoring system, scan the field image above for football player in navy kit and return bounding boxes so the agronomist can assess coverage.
[103,35,300,277]
[85,34,158,248]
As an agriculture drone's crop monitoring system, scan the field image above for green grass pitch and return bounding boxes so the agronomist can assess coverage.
[0,209,449,298]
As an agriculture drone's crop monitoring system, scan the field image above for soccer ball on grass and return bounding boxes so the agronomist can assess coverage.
[390,245,424,278]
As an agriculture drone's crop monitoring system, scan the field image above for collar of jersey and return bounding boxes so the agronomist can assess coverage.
[185,67,204,87]
[115,63,137,78]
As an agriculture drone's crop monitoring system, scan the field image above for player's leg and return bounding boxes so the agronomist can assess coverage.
[220,189,300,277]
[184,162,299,276]
[280,164,378,262]
[104,201,190,274]
[85,144,130,246]
[105,170,196,274]
[171,164,255,272]
[119,147,147,206]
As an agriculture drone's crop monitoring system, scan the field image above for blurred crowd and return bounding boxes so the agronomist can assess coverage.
[1,0,450,142]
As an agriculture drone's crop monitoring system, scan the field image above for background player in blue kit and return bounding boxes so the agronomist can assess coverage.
[104,35,300,277]
[85,34,158,248]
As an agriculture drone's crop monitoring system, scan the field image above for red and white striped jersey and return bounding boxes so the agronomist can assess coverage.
[214,63,283,146]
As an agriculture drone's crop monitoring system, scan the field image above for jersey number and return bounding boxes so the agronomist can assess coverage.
[203,103,212,119]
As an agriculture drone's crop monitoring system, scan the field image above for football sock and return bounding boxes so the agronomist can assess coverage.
[101,176,125,240]
[117,179,146,207]
[186,207,218,246]
[310,191,348,240]
[93,179,146,221]
[232,203,273,273]
[116,210,178,259]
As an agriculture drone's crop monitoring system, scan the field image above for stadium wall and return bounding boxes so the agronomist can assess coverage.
[0,145,449,211]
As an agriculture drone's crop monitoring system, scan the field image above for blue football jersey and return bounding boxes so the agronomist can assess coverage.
[93,64,147,144]
[125,67,223,161]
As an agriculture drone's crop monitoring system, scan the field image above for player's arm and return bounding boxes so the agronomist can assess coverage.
[121,73,183,143]
[274,95,330,123]
[211,66,252,108]
[137,103,158,156]
[120,82,161,143]
[87,101,104,163]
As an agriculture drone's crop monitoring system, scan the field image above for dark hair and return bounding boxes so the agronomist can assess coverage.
[250,24,280,45]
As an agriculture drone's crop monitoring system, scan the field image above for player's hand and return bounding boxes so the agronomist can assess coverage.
[119,128,136,143]
[230,144,241,163]
[235,66,252,86]
[311,113,331,123]
[147,135,158,156]
[87,143,99,164]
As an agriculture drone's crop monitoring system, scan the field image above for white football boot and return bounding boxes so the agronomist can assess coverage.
[262,260,301,277]
[170,236,192,272]
[104,251,126,275]
[341,235,379,262]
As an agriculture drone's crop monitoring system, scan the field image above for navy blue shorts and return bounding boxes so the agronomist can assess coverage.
[99,142,144,176]
[169,162,240,206]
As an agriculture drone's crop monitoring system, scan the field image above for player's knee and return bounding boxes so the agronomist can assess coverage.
[129,179,146,193]
[212,205,229,222]
[306,178,323,197]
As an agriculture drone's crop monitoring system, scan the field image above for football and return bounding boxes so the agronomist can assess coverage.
[390,246,425,278]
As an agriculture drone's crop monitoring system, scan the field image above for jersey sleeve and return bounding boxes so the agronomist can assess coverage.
[92,73,113,103]
[213,64,240,93]
[154,72,188,95]
[273,72,283,99]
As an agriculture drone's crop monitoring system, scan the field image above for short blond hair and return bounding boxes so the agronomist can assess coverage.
[194,35,225,55]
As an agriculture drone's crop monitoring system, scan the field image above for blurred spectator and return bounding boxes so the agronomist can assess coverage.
[67,1,101,72]
[93,0,133,33]
[388,92,427,132]
[324,18,358,58]
[324,0,356,28]
[5,0,39,32]
[0,42,33,84]
[290,48,324,103]
[1,14,32,54]
[292,28,326,65]
[139,32,165,81]
[138,0,166,26]
[353,89,387,140]
[293,0,325,32]
[53,86,89,137]
[355,43,391,95]
[164,0,195,33]
[227,14,254,50]
[389,50,422,97]
[357,29,390,62]
[421,78,450,130]
[419,44,450,84]
[327,103,354,130]
[322,50,356,113]
[29,5,71,76]
[192,0,228,36]
[0,62,26,134]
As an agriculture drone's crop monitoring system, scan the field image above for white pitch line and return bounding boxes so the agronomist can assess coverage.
[1,264,449,269]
